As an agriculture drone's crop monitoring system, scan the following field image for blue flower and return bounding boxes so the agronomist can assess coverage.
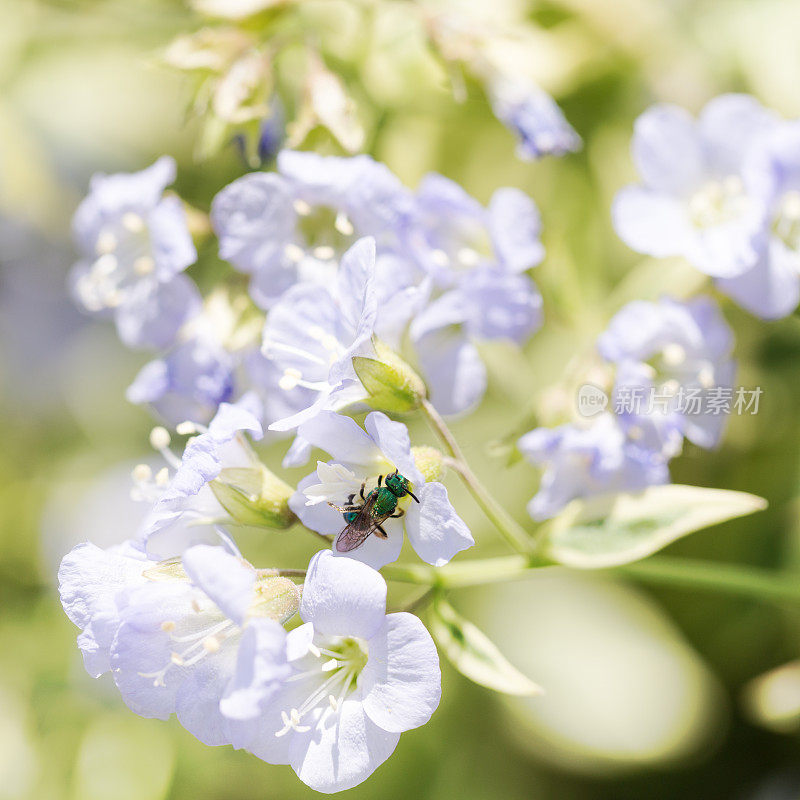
[59,539,294,747]
[411,269,542,415]
[126,334,235,426]
[518,413,669,520]
[613,95,777,278]
[264,237,378,432]
[135,393,264,560]
[488,77,581,161]
[70,156,199,348]
[597,296,735,453]
[718,120,800,318]
[211,152,412,309]
[228,549,441,793]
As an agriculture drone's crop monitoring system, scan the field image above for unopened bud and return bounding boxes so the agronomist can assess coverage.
[210,465,296,528]
[353,340,427,414]
[412,446,446,483]
[249,575,301,624]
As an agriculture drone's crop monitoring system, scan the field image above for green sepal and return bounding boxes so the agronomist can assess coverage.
[210,465,296,529]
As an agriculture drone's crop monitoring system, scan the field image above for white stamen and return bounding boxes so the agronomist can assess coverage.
[431,248,449,267]
[150,427,171,450]
[457,247,480,267]
[662,344,686,367]
[132,463,152,482]
[122,212,145,233]
[313,245,335,261]
[308,643,322,658]
[292,199,312,216]
[155,467,170,487]
[203,636,220,653]
[321,658,339,672]
[335,212,354,236]
[93,253,118,276]
[279,367,302,391]
[284,243,305,263]
[170,652,185,666]
[161,620,176,632]
[133,255,155,276]
[698,365,715,389]
[176,421,198,435]
[96,230,117,255]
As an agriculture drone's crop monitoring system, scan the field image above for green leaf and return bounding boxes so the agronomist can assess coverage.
[429,597,543,697]
[544,484,767,569]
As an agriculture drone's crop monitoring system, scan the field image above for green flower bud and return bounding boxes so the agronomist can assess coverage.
[210,465,296,529]
[249,575,301,624]
[412,445,446,483]
[353,340,427,414]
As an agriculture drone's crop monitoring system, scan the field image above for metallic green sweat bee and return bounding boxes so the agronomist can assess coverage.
[328,470,420,553]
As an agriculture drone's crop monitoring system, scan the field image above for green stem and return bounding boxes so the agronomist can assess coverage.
[420,398,534,555]
[615,557,800,604]
[384,553,800,605]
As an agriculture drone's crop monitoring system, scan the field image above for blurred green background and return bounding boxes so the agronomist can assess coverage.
[4,0,800,797]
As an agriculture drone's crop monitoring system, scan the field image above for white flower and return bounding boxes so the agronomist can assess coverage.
[290,411,473,569]
[227,550,441,793]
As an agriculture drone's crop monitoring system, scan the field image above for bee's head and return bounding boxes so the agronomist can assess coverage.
[384,472,419,503]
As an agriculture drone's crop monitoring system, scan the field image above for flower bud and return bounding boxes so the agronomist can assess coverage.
[353,340,427,414]
[412,445,446,483]
[210,465,295,529]
[249,575,301,624]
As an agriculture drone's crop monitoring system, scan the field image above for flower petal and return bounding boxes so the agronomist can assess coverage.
[403,482,474,566]
[220,618,290,721]
[298,411,381,467]
[364,412,425,487]
[182,545,255,626]
[361,613,441,733]
[289,692,400,793]
[300,550,386,639]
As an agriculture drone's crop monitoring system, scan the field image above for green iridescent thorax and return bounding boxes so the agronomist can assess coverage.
[369,486,399,518]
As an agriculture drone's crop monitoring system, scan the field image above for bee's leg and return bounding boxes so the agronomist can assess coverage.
[390,509,405,518]
[374,523,388,539]
[347,493,355,505]
[377,474,383,487]
[359,482,366,501]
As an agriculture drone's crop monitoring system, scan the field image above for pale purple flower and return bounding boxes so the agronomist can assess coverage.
[264,237,378,432]
[597,296,735,453]
[519,413,669,520]
[134,393,263,560]
[718,120,800,318]
[59,540,293,746]
[613,95,777,278]
[227,550,441,793]
[126,334,235,426]
[289,411,473,569]
[70,156,199,348]
[488,76,581,160]
[211,151,412,308]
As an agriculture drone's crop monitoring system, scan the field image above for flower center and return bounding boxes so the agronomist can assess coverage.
[137,597,239,688]
[75,212,154,311]
[275,635,369,737]
[773,190,800,251]
[688,176,748,229]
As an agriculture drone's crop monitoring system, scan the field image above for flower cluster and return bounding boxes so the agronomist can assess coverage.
[519,295,735,518]
[61,52,763,789]
[614,94,800,320]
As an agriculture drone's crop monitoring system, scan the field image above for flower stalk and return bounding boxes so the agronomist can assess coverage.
[420,398,534,555]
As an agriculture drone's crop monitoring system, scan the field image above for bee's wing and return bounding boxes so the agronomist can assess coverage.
[335,494,381,553]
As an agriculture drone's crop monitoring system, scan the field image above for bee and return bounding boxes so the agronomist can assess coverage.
[328,470,420,553]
